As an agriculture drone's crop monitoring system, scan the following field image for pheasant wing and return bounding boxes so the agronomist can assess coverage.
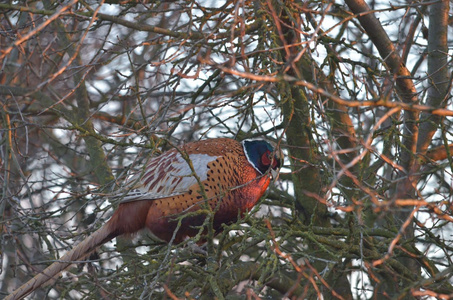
[117,150,218,203]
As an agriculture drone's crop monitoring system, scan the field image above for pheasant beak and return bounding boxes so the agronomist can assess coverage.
[270,152,282,180]
[271,167,280,181]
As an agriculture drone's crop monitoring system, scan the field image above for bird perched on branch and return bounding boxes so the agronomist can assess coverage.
[7,137,281,300]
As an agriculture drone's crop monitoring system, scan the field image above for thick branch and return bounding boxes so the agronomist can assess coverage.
[425,143,453,162]
[417,0,450,153]
[48,2,114,186]
[217,262,305,298]
[343,0,418,104]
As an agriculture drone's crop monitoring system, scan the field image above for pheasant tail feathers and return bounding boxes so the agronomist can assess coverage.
[5,224,114,300]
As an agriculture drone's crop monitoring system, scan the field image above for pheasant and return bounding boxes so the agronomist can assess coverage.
[6,137,281,300]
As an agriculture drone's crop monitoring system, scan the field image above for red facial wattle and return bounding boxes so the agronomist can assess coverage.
[261,150,271,167]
